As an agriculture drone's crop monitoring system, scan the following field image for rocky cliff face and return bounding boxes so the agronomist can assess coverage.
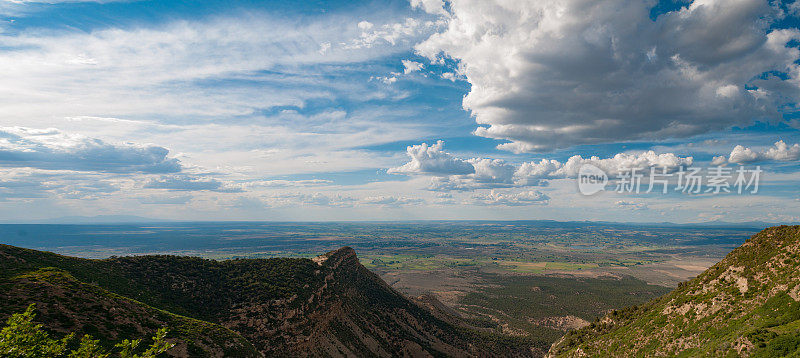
[547,225,800,357]
[231,247,540,357]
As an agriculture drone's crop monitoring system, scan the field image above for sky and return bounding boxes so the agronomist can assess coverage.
[0,0,799,223]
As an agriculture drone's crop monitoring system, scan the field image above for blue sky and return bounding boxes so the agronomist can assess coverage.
[0,0,799,223]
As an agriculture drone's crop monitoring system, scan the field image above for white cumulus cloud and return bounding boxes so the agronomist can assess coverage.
[711,155,728,166]
[410,0,448,15]
[516,151,694,181]
[402,59,424,74]
[727,140,800,164]
[414,0,800,151]
[388,140,475,175]
[392,141,692,191]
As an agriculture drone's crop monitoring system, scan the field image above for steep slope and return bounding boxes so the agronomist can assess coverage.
[0,244,540,357]
[272,247,540,357]
[0,251,262,357]
[548,225,800,357]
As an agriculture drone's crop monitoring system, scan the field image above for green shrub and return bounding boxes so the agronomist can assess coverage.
[0,304,173,358]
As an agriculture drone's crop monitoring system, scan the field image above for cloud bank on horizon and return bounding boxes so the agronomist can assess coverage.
[0,0,799,223]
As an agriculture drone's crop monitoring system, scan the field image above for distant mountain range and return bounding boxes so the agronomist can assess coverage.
[0,244,541,357]
[9,215,172,224]
[548,225,800,357]
[2,216,789,228]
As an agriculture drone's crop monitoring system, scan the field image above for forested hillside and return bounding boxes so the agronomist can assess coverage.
[0,244,541,357]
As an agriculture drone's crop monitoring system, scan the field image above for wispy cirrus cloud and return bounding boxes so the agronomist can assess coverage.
[0,12,434,181]
[616,200,648,210]
[0,0,124,16]
[143,175,242,192]
[268,192,357,207]
[361,195,424,206]
[0,11,437,123]
[471,190,549,206]
[136,194,193,205]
